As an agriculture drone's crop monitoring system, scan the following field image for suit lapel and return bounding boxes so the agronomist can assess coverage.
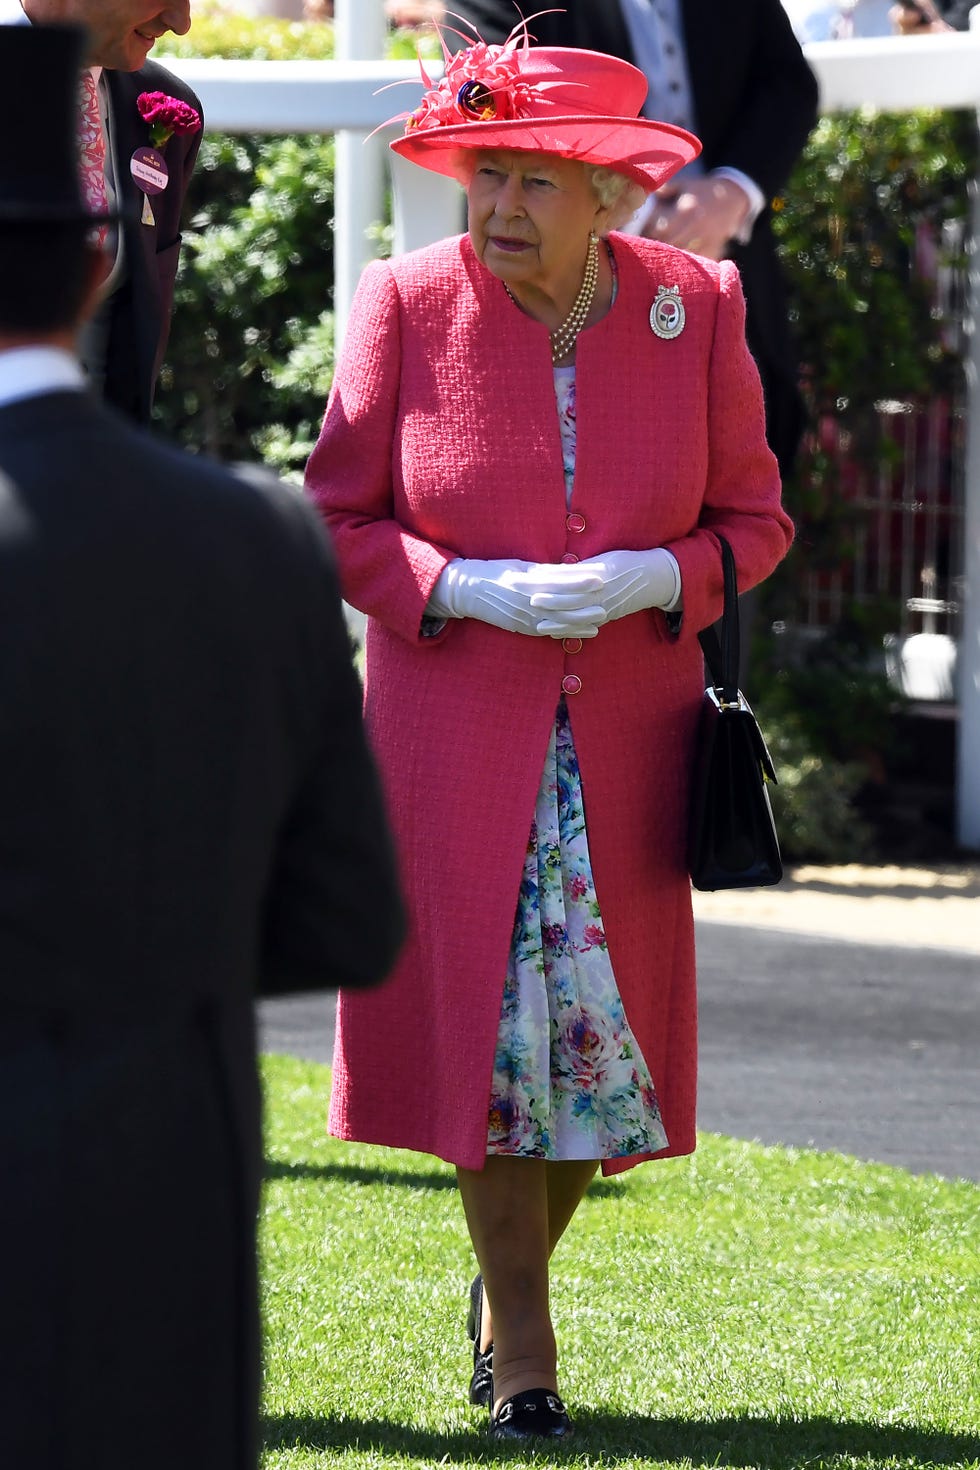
[105,69,161,419]
[677,0,746,159]
[106,70,157,284]
[678,0,709,128]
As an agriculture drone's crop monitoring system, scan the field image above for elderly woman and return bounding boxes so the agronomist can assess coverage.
[305,22,793,1442]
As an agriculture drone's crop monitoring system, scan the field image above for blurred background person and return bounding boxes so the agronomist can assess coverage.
[782,0,895,36]
[890,0,974,30]
[385,0,442,24]
[783,0,972,35]
[1,0,204,422]
[0,23,403,1470]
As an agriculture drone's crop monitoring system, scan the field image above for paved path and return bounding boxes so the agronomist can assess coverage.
[258,865,980,1185]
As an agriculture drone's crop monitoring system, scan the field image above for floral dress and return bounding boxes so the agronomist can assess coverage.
[487,365,669,1161]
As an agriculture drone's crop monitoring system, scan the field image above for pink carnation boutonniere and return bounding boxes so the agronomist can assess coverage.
[131,92,202,226]
[137,91,202,148]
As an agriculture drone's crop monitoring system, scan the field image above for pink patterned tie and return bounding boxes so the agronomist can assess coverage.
[77,69,108,247]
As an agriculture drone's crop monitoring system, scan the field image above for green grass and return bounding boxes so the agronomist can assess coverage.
[259,1054,980,1469]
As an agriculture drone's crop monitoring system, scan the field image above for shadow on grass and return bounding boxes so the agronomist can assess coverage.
[263,1410,980,1465]
[263,1158,457,1190]
[263,1160,623,1196]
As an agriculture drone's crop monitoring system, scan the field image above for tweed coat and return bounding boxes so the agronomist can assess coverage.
[306,231,793,1175]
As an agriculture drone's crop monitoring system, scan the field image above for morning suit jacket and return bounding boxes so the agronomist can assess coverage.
[0,386,403,1470]
[449,0,820,473]
[308,234,792,1175]
[936,0,976,25]
[102,61,202,422]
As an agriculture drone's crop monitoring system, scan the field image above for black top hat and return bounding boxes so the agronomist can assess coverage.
[0,23,120,225]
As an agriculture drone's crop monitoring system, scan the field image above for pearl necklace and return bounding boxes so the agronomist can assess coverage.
[505,232,600,367]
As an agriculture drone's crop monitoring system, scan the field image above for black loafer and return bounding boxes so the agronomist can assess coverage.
[466,1274,493,1408]
[491,1388,573,1440]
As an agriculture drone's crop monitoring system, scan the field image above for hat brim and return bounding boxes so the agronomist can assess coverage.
[390,115,701,194]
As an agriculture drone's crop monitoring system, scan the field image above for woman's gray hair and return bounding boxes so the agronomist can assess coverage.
[588,166,648,232]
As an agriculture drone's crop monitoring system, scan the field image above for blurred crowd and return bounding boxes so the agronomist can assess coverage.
[229,0,975,35]
[377,0,974,34]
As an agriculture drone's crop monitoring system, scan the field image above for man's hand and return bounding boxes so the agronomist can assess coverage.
[889,0,953,33]
[641,175,750,261]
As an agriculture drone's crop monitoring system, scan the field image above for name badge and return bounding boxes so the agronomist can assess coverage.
[130,146,169,196]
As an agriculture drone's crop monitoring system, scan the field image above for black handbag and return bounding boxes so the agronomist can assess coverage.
[688,535,783,891]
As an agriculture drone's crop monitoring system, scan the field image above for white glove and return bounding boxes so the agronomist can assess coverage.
[428,559,606,637]
[534,548,681,632]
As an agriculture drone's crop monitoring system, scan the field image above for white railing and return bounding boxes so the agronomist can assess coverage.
[163,24,980,850]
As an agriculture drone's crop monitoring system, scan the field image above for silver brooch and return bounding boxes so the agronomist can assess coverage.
[650,284,685,340]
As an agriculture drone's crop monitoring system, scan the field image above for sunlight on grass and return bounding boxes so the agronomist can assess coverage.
[259,1054,980,1469]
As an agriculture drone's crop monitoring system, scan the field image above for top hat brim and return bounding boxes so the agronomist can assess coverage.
[390,115,701,195]
[0,23,125,230]
[0,200,123,225]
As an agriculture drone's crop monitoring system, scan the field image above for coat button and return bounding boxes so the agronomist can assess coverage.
[561,553,580,564]
[566,512,586,533]
[562,637,583,654]
[561,674,583,695]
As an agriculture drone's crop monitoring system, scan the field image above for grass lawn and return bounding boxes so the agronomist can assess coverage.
[259,1054,980,1470]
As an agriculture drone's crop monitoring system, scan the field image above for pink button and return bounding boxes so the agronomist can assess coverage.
[562,637,583,654]
[561,674,583,695]
[561,553,580,564]
[566,512,586,533]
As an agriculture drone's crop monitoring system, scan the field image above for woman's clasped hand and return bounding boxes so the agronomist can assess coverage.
[428,558,606,635]
[429,549,680,636]
[534,548,682,630]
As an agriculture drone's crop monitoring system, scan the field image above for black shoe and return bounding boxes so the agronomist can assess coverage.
[466,1274,493,1408]
[491,1388,573,1440]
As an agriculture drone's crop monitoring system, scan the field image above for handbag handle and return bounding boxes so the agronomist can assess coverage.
[697,534,740,705]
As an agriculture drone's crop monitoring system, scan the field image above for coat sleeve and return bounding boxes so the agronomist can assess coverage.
[304,259,458,642]
[664,259,794,638]
[259,497,405,996]
[694,0,819,202]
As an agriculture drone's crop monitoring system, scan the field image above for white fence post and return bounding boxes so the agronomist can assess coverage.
[333,0,388,346]
[390,146,464,255]
[956,12,980,848]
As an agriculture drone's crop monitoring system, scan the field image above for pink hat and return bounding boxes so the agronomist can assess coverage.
[387,20,701,194]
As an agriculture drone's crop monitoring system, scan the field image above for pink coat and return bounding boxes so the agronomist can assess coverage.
[306,232,793,1175]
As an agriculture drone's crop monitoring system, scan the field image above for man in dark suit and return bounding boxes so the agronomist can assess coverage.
[448,0,819,479]
[0,23,403,1470]
[9,0,203,422]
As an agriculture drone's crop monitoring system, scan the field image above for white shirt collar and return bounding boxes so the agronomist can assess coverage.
[0,347,88,408]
